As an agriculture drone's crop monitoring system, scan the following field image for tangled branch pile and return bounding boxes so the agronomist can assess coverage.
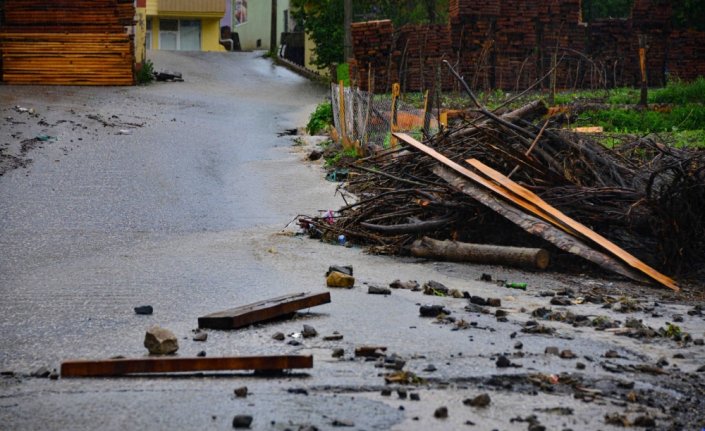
[301,96,705,282]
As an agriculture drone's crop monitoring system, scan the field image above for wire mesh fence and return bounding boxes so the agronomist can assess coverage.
[330,82,441,155]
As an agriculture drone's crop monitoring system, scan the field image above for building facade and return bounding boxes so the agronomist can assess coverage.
[136,0,227,57]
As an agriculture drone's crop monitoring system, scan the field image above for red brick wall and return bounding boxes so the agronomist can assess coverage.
[351,0,705,93]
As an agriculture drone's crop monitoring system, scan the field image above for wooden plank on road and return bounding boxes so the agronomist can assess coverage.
[198,292,331,330]
[61,355,313,377]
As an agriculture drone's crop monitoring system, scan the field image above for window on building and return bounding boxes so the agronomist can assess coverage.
[146,17,152,49]
[179,20,201,51]
[235,0,248,25]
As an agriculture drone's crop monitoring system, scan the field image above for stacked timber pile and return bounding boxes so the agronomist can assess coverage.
[301,66,705,290]
[0,0,135,85]
[669,30,705,81]
[350,20,396,92]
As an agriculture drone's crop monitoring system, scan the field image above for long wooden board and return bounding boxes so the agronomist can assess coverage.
[465,158,678,291]
[393,132,677,290]
[61,355,313,378]
[198,292,331,330]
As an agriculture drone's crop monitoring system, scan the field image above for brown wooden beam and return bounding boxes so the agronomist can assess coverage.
[61,355,313,378]
[198,292,331,330]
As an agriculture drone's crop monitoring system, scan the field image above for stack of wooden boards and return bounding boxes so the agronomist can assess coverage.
[0,0,135,85]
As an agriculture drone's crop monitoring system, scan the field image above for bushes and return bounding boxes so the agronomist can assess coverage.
[306,102,333,135]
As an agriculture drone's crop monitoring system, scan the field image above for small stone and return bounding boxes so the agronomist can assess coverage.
[288,339,302,346]
[134,305,153,315]
[31,367,51,378]
[193,332,208,342]
[697,365,705,372]
[470,296,487,306]
[633,416,656,428]
[308,149,322,161]
[514,341,523,349]
[539,291,555,297]
[545,346,560,356]
[495,309,508,317]
[463,393,491,407]
[419,305,449,317]
[397,388,407,399]
[423,280,449,296]
[331,419,354,427]
[496,355,511,368]
[368,285,391,295]
[423,364,437,372]
[49,370,59,380]
[197,350,206,357]
[605,350,620,358]
[617,380,635,389]
[326,271,355,288]
[694,339,704,346]
[480,273,492,282]
[302,325,318,338]
[560,349,576,359]
[323,333,343,341]
[287,388,309,395]
[332,348,344,358]
[673,353,685,359]
[410,393,420,401]
[234,386,248,398]
[232,415,253,428]
[528,424,546,431]
[486,298,501,307]
[657,357,669,367]
[380,388,392,396]
[434,406,448,419]
[550,297,572,306]
[576,362,586,370]
[672,314,684,323]
[272,332,286,341]
[450,289,464,298]
[389,280,419,290]
[144,325,179,355]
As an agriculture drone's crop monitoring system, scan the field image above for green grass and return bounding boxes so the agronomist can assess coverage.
[336,63,350,87]
[306,102,333,135]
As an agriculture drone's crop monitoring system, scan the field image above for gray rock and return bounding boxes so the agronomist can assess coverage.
[470,296,487,306]
[302,325,318,338]
[545,346,560,356]
[560,349,576,359]
[134,305,153,315]
[550,297,572,306]
[514,341,523,350]
[234,386,248,398]
[397,388,407,399]
[423,364,437,372]
[496,355,511,368]
[694,338,704,346]
[332,348,344,358]
[323,332,343,341]
[31,367,51,378]
[232,415,253,428]
[308,149,322,161]
[197,350,206,357]
[288,339,302,346]
[434,406,448,419]
[576,362,586,370]
[672,314,684,322]
[49,370,59,380]
[144,325,178,355]
[272,332,285,341]
[486,298,501,307]
[419,305,450,317]
[193,332,208,342]
[380,388,392,396]
[423,280,449,296]
[368,285,391,295]
[389,280,419,290]
[331,419,354,427]
[463,393,491,407]
[410,393,420,401]
[326,265,353,276]
[633,416,656,428]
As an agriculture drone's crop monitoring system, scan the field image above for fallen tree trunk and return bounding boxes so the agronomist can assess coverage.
[411,236,550,269]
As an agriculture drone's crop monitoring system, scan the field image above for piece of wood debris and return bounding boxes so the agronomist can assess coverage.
[198,292,331,330]
[61,355,313,377]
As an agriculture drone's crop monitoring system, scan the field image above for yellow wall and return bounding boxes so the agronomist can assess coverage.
[304,32,326,76]
[144,0,225,52]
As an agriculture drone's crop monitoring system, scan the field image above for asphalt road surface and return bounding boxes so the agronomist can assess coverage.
[1,52,704,430]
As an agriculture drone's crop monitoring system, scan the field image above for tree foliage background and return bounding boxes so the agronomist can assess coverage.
[293,0,705,69]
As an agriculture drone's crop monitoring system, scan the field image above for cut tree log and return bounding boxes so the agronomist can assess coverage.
[361,217,452,234]
[198,292,331,330]
[61,355,313,377]
[411,236,550,269]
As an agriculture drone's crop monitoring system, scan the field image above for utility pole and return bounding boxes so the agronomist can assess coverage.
[270,0,278,55]
[344,0,352,61]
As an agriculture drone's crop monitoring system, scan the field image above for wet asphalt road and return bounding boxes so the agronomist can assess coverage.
[1,52,704,430]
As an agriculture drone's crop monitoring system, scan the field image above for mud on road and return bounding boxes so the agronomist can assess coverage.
[1,51,704,430]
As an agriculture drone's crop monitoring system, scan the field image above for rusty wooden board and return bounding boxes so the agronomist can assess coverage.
[61,355,313,378]
[198,292,331,330]
[465,158,678,291]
